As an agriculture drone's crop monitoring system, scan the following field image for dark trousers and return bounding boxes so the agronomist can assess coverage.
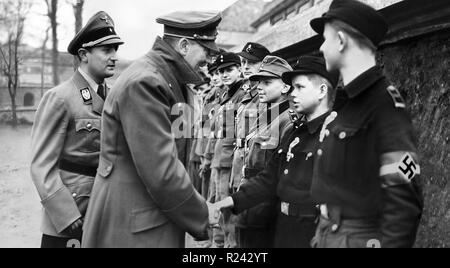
[311,217,380,248]
[41,234,82,248]
[274,213,317,248]
[236,227,274,248]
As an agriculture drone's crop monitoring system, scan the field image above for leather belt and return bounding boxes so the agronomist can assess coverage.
[281,202,318,218]
[243,167,260,179]
[59,159,97,177]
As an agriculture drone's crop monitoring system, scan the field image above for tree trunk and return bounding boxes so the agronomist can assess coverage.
[72,0,84,70]
[49,0,59,86]
[41,28,50,97]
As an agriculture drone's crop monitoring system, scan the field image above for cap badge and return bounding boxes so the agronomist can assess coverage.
[100,15,111,25]
[80,88,92,104]
[246,44,252,53]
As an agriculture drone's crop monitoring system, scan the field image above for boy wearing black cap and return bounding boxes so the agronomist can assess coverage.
[30,11,123,248]
[210,52,247,248]
[309,0,423,248]
[231,42,271,202]
[211,56,339,248]
[238,42,271,79]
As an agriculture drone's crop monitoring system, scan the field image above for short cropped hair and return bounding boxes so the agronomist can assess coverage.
[329,19,377,54]
[306,74,336,108]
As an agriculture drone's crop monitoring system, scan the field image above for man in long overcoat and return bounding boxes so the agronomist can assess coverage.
[82,11,222,248]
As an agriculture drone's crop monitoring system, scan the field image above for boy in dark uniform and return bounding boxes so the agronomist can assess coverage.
[309,0,423,248]
[212,56,340,248]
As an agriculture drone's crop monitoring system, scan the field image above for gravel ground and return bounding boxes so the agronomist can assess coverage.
[0,125,41,248]
[0,124,200,248]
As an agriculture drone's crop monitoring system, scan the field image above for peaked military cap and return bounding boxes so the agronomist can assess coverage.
[68,11,124,55]
[249,56,292,81]
[157,11,222,53]
[214,52,241,71]
[310,0,388,47]
[282,55,340,88]
[237,42,271,62]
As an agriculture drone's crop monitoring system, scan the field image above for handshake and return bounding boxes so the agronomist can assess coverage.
[207,197,235,226]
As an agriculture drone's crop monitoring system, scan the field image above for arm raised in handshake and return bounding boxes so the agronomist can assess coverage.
[207,197,235,226]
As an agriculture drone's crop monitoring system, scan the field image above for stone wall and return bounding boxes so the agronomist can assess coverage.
[380,30,450,248]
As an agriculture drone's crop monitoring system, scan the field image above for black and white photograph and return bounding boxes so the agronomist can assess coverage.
[0,0,449,251]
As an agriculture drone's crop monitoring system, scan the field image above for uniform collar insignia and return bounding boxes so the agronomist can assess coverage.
[80,87,93,104]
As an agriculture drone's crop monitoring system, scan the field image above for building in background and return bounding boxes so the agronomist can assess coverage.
[0,46,130,123]
[216,0,271,51]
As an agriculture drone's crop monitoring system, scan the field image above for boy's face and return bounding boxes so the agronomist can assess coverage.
[241,58,262,79]
[289,75,322,115]
[256,77,285,104]
[320,23,341,72]
[211,70,223,87]
[219,65,242,87]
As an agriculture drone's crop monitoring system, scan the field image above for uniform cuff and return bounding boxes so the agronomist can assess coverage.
[41,187,82,233]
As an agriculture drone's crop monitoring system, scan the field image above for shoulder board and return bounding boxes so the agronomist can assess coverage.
[386,85,406,109]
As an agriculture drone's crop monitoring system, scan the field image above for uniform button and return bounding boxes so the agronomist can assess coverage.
[284,169,289,175]
[325,129,330,137]
[106,166,112,172]
[72,193,77,198]
[86,123,92,129]
[331,224,339,232]
[339,132,347,140]
[262,142,267,147]
[317,149,323,156]
[278,149,283,154]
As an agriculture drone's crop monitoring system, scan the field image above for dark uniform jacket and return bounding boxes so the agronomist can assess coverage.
[31,70,105,237]
[231,112,328,216]
[211,80,247,169]
[82,37,209,248]
[232,100,292,228]
[311,67,423,248]
[230,84,260,190]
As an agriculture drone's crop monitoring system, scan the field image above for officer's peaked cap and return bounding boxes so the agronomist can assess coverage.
[68,11,124,55]
[157,11,222,53]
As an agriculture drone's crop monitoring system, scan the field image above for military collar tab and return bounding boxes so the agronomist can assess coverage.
[306,112,330,134]
[344,66,384,99]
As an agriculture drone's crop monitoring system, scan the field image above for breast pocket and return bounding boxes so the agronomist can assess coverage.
[75,118,101,153]
[248,135,280,170]
[324,124,370,191]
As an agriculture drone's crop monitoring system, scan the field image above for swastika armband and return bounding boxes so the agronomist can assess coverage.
[386,86,406,109]
[380,152,421,188]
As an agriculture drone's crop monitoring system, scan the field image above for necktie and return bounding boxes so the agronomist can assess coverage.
[98,84,106,100]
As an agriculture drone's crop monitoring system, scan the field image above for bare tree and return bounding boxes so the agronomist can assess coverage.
[70,0,85,69]
[0,0,31,127]
[44,0,59,86]
[40,27,50,97]
[72,0,85,33]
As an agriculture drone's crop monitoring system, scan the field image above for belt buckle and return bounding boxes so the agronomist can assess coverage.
[281,202,290,216]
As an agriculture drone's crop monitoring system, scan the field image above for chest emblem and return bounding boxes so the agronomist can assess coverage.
[286,137,300,162]
[319,112,338,143]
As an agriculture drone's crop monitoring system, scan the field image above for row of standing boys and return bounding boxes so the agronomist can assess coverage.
[189,0,423,248]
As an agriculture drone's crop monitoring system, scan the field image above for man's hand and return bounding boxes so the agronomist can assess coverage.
[65,218,83,235]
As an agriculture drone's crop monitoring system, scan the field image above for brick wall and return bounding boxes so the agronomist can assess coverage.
[380,31,450,248]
